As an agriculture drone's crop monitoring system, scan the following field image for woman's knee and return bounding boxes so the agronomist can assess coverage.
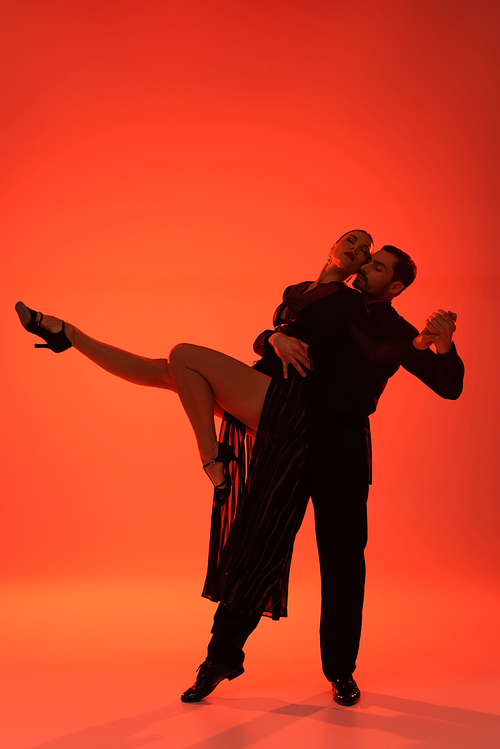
[168,342,193,369]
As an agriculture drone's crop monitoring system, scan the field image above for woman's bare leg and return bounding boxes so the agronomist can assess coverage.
[67,324,175,390]
[17,310,270,486]
[25,311,175,390]
[169,343,271,486]
[64,326,231,426]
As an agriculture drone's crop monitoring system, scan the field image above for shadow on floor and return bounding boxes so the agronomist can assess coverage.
[27,691,500,749]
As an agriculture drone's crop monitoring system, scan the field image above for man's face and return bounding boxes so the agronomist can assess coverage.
[353,249,399,298]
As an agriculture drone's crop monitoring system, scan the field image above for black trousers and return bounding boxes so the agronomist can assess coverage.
[207,470,369,680]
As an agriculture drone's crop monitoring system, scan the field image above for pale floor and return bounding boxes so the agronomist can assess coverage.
[1,577,499,749]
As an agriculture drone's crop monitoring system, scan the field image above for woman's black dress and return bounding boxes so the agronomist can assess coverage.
[202,281,412,620]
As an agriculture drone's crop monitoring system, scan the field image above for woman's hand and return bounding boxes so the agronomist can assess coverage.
[413,331,438,350]
[269,332,312,379]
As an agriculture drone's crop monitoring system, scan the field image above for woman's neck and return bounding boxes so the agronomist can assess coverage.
[317,263,351,284]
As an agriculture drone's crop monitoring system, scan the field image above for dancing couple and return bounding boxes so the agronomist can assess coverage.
[16,229,464,706]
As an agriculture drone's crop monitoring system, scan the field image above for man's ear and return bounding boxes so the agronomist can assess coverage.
[389,280,404,296]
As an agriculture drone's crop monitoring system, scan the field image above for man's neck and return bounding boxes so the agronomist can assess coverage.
[362,293,394,306]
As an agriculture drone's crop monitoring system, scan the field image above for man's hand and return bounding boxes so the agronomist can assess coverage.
[424,310,457,354]
[269,332,312,379]
[413,310,457,352]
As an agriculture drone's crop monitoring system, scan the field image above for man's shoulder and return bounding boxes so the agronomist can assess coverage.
[369,302,418,338]
[390,306,419,335]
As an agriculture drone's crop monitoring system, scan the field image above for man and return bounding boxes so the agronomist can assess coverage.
[181,246,464,706]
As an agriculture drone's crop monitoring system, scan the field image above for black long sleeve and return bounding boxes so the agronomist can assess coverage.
[398,343,464,400]
[253,329,274,358]
[364,302,464,405]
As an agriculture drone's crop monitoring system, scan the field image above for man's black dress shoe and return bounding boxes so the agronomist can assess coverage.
[331,674,361,706]
[181,659,244,703]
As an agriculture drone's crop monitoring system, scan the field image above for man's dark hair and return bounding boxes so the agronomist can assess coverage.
[380,245,417,296]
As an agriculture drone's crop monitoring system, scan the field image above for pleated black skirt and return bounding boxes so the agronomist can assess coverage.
[202,354,311,620]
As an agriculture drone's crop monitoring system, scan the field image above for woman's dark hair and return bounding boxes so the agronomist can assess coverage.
[334,229,374,248]
[380,245,417,295]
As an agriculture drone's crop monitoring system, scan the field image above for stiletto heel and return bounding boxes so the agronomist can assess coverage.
[15,302,72,353]
[203,442,236,506]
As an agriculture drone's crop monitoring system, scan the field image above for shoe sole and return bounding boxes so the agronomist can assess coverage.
[227,665,245,681]
[333,692,360,707]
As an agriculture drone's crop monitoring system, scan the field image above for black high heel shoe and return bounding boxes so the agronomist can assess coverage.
[15,302,72,353]
[203,443,236,506]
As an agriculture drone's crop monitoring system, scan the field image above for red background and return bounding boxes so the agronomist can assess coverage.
[1,1,499,744]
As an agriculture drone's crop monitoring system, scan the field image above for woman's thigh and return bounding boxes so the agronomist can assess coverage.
[170,343,272,431]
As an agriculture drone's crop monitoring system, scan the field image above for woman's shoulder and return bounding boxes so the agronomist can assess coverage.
[317,285,367,320]
[321,284,364,305]
[282,281,311,299]
[341,285,362,296]
[340,285,365,303]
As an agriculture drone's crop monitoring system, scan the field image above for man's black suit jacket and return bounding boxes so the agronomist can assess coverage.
[253,298,464,483]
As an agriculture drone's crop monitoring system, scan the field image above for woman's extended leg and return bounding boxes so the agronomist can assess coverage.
[16,306,271,486]
[67,323,175,390]
[17,307,175,390]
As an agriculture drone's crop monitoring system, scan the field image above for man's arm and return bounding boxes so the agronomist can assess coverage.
[400,310,464,399]
[253,330,274,358]
[254,307,464,396]
[253,330,312,379]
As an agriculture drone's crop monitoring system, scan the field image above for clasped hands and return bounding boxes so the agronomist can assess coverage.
[270,308,458,378]
[413,309,457,354]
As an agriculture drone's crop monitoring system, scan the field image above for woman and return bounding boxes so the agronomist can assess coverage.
[16,230,378,494]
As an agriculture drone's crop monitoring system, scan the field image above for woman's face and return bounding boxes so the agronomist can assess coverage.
[329,231,373,274]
